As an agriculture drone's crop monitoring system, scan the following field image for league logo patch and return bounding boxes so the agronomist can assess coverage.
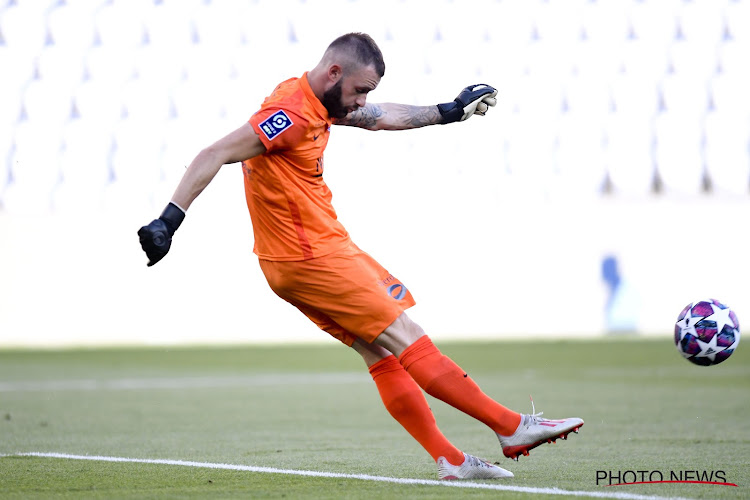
[259,110,293,140]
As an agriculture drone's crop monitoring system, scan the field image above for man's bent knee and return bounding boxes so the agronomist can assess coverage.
[352,338,393,367]
[374,312,425,357]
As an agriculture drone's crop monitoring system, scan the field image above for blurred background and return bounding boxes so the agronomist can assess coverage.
[1,0,748,347]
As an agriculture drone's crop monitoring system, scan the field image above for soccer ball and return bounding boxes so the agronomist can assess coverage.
[674,299,740,366]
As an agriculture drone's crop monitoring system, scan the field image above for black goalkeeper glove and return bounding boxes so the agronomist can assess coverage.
[437,84,498,124]
[138,202,186,267]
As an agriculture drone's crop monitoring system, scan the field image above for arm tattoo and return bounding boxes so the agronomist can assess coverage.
[335,104,384,130]
[335,103,441,130]
[398,104,441,128]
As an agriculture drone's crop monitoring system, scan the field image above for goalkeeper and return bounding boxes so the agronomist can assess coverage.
[139,32,582,480]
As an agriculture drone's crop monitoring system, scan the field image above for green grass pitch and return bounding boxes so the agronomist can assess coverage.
[1,337,748,499]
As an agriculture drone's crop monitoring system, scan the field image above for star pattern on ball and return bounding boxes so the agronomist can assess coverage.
[675,311,698,338]
[694,333,724,362]
[706,303,736,335]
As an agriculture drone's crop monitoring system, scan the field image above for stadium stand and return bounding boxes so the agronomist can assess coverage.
[0,0,748,213]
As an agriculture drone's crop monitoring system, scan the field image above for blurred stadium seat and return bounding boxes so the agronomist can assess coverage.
[192,0,245,49]
[145,0,197,50]
[47,2,98,51]
[605,112,655,196]
[85,45,139,89]
[581,0,630,46]
[676,0,728,45]
[4,120,63,213]
[726,0,750,43]
[704,111,750,195]
[659,73,710,119]
[37,46,87,94]
[54,118,112,212]
[654,112,705,195]
[555,112,608,198]
[627,0,681,46]
[22,79,75,127]
[0,1,53,52]
[74,78,125,129]
[94,0,149,49]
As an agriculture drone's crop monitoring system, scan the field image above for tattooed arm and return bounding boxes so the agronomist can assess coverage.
[334,103,442,131]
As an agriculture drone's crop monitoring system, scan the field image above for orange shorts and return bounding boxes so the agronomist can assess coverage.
[258,243,416,346]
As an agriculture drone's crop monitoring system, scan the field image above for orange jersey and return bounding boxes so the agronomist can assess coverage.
[244,73,350,261]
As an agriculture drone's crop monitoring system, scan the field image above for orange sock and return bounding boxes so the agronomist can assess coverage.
[369,355,464,465]
[399,336,522,436]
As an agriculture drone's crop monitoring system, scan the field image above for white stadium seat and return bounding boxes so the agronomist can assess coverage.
[0,1,52,52]
[59,118,112,189]
[669,39,719,83]
[22,80,75,126]
[677,0,728,45]
[710,71,750,117]
[47,3,97,50]
[6,121,63,213]
[54,118,113,212]
[725,0,750,44]
[659,73,710,120]
[85,45,138,84]
[144,1,196,50]
[605,113,655,196]
[704,111,750,196]
[620,39,670,85]
[555,113,608,198]
[74,79,125,128]
[564,74,612,120]
[609,73,660,118]
[121,78,173,123]
[581,0,630,45]
[654,112,705,196]
[627,0,681,46]
[94,1,149,49]
[36,46,87,93]
[191,0,244,49]
[717,39,750,81]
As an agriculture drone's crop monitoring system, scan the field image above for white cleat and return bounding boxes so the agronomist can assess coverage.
[497,408,583,460]
[437,452,514,480]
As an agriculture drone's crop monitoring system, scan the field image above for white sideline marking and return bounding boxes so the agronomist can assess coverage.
[2,452,693,500]
[0,373,369,392]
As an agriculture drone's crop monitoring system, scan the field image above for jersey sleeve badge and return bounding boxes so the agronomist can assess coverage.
[259,110,294,141]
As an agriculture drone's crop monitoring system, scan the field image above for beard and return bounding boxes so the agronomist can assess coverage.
[321,80,349,119]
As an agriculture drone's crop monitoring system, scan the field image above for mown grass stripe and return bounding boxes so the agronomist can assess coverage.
[0,373,369,392]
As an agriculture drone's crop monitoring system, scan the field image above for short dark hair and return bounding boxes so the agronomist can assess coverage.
[327,32,385,78]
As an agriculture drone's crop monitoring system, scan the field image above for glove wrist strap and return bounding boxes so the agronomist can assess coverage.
[437,101,461,124]
[160,202,186,235]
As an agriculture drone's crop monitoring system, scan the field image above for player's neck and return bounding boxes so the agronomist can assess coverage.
[306,67,329,103]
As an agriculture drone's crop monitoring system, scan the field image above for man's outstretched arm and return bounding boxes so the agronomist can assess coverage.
[336,84,497,131]
[336,103,441,130]
[138,122,266,266]
[171,123,266,210]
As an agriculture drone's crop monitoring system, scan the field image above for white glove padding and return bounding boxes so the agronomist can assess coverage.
[437,84,498,124]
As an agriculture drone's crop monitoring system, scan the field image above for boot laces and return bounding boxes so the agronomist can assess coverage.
[466,454,491,469]
[527,395,545,425]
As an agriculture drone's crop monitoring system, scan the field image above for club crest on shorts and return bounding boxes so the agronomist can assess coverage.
[259,110,293,140]
[387,283,407,300]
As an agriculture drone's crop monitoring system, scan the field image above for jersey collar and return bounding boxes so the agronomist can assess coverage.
[300,72,331,123]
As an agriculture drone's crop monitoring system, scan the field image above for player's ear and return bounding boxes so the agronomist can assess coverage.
[328,64,343,83]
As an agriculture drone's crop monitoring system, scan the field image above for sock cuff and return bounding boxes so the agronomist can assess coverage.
[398,335,439,371]
[368,355,402,378]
